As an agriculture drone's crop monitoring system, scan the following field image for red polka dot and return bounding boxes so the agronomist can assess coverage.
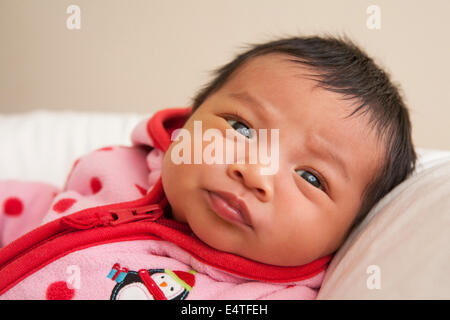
[2,197,24,216]
[52,198,77,213]
[90,177,102,194]
[46,281,75,300]
[135,184,147,196]
[97,146,113,152]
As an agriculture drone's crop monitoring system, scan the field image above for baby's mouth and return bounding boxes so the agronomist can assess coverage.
[206,190,253,228]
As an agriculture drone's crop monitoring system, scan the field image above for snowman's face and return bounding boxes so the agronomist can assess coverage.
[151,272,184,300]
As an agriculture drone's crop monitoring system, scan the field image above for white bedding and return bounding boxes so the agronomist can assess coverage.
[318,159,450,299]
[0,110,146,186]
[1,109,450,299]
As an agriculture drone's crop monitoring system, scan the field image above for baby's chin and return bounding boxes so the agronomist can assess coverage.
[167,196,327,267]
[182,219,317,267]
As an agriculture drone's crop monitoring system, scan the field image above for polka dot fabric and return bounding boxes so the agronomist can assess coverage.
[0,181,60,246]
[52,198,77,213]
[0,108,206,299]
[46,281,75,300]
[40,146,161,226]
[2,197,24,216]
[63,147,150,203]
[0,138,160,245]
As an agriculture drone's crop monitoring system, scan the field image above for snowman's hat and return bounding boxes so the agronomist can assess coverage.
[164,269,196,292]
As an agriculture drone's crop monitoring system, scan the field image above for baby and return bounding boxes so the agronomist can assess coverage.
[0,35,416,300]
[163,36,417,266]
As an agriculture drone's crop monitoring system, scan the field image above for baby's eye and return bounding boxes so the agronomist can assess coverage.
[296,169,322,190]
[227,119,254,139]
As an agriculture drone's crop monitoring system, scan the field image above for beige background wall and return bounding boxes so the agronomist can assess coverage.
[0,0,448,150]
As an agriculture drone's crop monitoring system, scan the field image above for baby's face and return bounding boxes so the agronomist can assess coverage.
[162,53,384,266]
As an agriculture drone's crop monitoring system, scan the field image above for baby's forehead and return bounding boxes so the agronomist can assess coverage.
[223,54,355,110]
[217,53,384,144]
[227,53,317,86]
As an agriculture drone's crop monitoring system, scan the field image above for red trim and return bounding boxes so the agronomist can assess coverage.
[0,209,331,295]
[148,218,332,282]
[147,107,192,152]
[0,178,164,269]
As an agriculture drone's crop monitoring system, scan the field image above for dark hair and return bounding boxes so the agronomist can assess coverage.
[190,35,417,229]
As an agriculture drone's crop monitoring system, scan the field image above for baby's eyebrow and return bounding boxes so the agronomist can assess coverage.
[228,91,274,118]
[307,134,350,182]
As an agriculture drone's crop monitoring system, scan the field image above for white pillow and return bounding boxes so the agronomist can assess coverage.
[318,149,450,299]
[0,110,147,187]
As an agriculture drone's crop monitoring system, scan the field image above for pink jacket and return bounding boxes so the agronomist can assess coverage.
[0,107,331,300]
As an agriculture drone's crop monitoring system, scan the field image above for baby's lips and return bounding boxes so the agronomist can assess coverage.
[209,190,253,227]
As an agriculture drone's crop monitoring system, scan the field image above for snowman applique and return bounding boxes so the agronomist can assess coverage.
[107,263,196,300]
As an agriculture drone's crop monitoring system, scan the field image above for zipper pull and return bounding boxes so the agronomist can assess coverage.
[110,204,163,226]
[61,211,114,230]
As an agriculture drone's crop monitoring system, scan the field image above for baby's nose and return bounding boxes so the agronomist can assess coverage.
[226,163,273,202]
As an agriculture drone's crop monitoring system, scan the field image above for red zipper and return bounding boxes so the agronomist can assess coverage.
[110,204,163,225]
[60,204,164,230]
[0,204,165,273]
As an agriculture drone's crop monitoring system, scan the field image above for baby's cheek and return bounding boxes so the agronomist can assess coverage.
[161,152,196,223]
[161,153,179,204]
